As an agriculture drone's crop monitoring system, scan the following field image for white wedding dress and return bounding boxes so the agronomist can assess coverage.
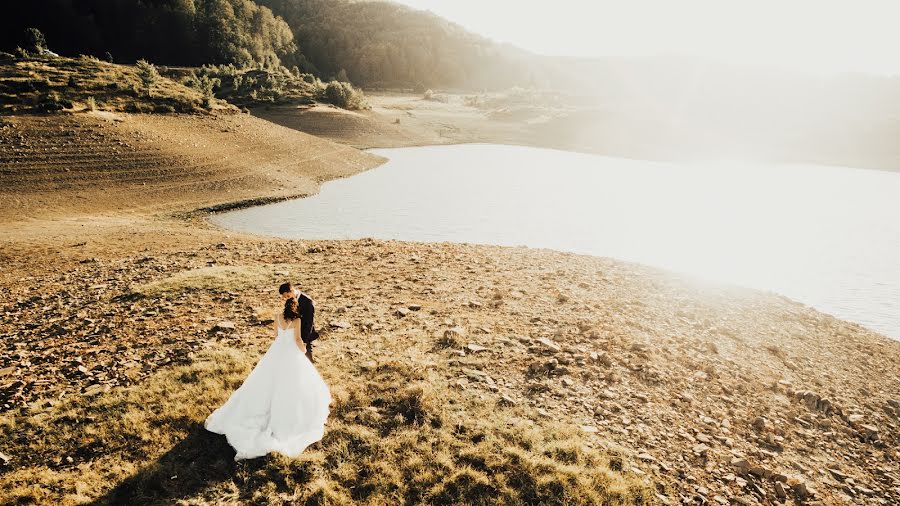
[204,318,332,460]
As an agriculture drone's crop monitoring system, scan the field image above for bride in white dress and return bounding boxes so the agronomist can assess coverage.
[204,297,332,461]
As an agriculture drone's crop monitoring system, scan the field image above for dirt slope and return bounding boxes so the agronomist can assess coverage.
[0,111,384,222]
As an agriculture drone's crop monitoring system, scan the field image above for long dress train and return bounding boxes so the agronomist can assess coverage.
[204,320,332,460]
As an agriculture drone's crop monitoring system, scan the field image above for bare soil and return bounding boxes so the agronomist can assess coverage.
[0,111,383,221]
[1,108,898,505]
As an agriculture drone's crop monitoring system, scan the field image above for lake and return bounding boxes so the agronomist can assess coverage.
[211,144,900,340]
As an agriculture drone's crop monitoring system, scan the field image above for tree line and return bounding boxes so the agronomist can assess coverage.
[256,0,536,89]
[2,0,295,67]
[1,0,536,90]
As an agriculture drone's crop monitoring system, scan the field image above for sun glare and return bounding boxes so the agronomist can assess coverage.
[396,0,900,75]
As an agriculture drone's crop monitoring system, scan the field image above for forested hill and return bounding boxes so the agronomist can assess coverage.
[256,0,536,89]
[0,0,295,67]
[1,0,536,90]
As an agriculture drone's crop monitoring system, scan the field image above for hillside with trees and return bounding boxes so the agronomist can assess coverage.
[1,0,536,90]
[256,0,536,89]
[0,0,296,67]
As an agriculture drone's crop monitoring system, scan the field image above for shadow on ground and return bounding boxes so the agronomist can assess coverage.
[87,423,244,505]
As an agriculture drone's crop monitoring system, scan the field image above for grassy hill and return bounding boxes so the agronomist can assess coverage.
[0,55,236,115]
[0,53,369,117]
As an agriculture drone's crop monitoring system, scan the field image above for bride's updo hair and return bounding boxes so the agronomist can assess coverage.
[283,297,300,321]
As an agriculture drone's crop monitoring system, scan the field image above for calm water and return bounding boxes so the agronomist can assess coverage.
[212,144,900,340]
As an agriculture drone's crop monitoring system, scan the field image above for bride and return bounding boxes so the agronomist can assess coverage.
[204,296,332,461]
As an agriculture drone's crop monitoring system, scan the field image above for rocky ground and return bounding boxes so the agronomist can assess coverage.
[1,106,899,504]
[1,233,897,505]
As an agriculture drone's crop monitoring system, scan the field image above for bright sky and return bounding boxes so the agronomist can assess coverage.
[392,0,900,76]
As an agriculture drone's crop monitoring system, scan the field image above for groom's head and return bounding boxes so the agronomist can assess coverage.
[279,282,295,300]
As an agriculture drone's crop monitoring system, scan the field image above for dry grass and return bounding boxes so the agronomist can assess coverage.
[132,265,295,298]
[0,344,652,505]
[0,56,236,114]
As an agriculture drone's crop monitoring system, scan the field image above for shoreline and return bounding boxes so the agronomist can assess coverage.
[252,95,900,174]
[2,110,899,504]
[205,142,899,343]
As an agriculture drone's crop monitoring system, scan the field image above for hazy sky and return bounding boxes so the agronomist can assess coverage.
[392,0,900,75]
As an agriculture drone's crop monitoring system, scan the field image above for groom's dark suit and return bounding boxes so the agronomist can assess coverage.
[295,291,319,359]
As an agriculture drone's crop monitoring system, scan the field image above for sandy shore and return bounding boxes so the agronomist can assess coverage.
[253,93,900,172]
[1,109,899,504]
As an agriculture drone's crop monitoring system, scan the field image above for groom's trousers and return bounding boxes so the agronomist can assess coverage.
[297,292,319,361]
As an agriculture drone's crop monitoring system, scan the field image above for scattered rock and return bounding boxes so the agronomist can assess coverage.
[855,486,875,496]
[83,384,106,396]
[498,394,517,406]
[827,468,848,481]
[2,227,899,505]
[748,466,771,479]
[859,424,879,441]
[774,481,787,499]
[600,389,618,400]
[791,480,811,500]
[466,343,488,353]
[213,321,235,332]
[536,337,562,353]
[731,457,751,473]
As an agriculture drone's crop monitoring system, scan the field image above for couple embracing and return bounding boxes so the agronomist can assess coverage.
[204,283,332,461]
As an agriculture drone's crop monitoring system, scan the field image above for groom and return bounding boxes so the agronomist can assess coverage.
[279,282,320,363]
